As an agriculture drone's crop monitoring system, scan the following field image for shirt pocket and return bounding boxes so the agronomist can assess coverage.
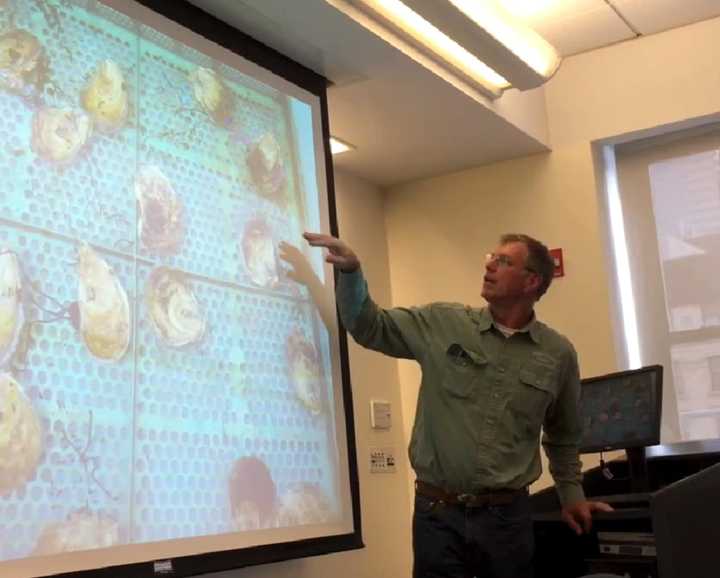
[441,343,487,398]
[510,363,558,431]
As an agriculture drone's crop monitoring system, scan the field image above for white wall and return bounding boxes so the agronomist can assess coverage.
[203,170,413,578]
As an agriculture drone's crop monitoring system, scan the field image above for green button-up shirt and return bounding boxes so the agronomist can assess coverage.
[338,269,585,507]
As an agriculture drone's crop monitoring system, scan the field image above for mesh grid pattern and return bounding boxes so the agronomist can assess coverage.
[0,0,335,560]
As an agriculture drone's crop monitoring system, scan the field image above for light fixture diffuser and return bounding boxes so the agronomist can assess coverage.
[330,137,355,155]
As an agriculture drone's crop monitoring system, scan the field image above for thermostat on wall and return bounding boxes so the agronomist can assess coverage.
[370,399,392,429]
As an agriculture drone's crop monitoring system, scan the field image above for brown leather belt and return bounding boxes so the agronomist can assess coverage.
[415,480,527,507]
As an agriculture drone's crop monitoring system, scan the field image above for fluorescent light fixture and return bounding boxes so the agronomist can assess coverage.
[335,0,509,97]
[448,0,560,78]
[499,0,562,19]
[330,137,355,155]
[331,0,561,97]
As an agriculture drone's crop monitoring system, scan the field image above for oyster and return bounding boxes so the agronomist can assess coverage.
[146,267,206,348]
[0,29,48,97]
[76,244,130,361]
[31,107,92,164]
[0,373,43,497]
[241,217,279,288]
[246,132,287,203]
[189,66,234,126]
[34,509,120,555]
[275,483,332,527]
[0,250,25,369]
[228,456,277,531]
[81,60,129,133]
[286,330,324,415]
[135,165,185,255]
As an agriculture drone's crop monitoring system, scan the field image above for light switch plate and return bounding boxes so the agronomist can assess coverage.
[370,399,392,429]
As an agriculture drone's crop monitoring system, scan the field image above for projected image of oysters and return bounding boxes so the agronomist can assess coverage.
[228,457,277,531]
[135,165,185,255]
[286,330,324,415]
[246,132,287,204]
[33,510,120,555]
[189,66,234,127]
[31,108,92,164]
[81,60,129,133]
[0,250,25,370]
[146,267,206,348]
[76,244,130,361]
[0,29,47,97]
[241,217,279,288]
[0,373,43,497]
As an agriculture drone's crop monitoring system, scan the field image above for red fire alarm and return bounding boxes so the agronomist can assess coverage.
[549,248,564,278]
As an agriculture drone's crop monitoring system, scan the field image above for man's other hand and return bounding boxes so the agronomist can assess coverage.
[561,500,614,535]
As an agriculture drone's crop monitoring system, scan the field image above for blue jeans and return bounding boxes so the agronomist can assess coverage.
[412,491,534,578]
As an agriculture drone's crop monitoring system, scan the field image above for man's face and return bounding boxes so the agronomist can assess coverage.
[481,242,539,304]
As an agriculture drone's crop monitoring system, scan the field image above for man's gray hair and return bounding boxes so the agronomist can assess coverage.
[500,233,555,299]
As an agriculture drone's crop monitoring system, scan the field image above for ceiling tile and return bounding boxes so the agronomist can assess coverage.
[611,0,720,35]
[500,0,635,56]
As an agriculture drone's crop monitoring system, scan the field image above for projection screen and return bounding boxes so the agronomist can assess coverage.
[0,1,361,576]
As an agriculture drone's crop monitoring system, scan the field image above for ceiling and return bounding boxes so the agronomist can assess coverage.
[189,0,720,188]
[505,0,720,57]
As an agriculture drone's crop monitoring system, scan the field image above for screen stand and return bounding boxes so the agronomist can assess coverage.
[626,446,649,492]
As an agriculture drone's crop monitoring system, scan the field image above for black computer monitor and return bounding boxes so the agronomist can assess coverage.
[652,462,720,578]
[579,365,663,454]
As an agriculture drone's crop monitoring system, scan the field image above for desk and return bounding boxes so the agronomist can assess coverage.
[530,439,720,578]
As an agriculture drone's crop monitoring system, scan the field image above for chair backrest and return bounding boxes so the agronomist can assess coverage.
[651,461,720,578]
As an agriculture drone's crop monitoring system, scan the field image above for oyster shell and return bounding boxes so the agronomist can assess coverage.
[286,330,323,415]
[228,456,276,531]
[34,509,120,555]
[241,217,279,288]
[31,107,92,164]
[81,60,129,133]
[76,244,130,361]
[146,267,206,348]
[0,29,48,97]
[0,373,43,497]
[246,132,287,203]
[135,165,185,255]
[188,66,234,126]
[275,483,332,527]
[0,250,25,369]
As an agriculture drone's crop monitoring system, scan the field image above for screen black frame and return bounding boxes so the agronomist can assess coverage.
[579,364,663,454]
[41,0,364,576]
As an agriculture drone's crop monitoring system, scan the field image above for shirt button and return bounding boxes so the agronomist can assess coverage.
[498,366,506,373]
[487,417,495,424]
[493,392,501,399]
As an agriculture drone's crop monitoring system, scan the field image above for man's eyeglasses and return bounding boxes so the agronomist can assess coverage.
[485,253,514,267]
[485,252,537,273]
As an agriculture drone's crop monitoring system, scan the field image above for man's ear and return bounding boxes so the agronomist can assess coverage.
[524,271,542,297]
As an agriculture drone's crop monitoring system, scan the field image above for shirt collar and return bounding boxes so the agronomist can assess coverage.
[471,307,542,344]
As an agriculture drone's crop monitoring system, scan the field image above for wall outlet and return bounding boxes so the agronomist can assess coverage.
[370,447,397,473]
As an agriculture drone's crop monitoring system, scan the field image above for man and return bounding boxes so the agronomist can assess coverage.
[302,231,612,578]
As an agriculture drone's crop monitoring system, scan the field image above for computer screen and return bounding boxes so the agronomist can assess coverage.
[579,365,663,453]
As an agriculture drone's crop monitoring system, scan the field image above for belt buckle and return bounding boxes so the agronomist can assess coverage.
[456,493,475,504]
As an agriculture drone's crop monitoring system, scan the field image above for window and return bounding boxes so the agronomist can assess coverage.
[603,125,720,442]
